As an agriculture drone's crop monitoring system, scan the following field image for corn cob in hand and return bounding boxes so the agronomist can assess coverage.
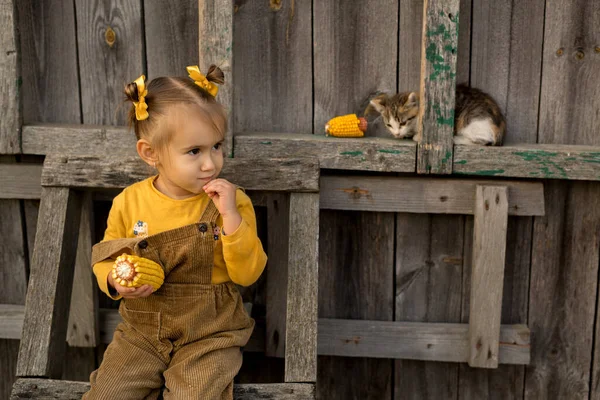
[325,114,368,137]
[112,253,164,290]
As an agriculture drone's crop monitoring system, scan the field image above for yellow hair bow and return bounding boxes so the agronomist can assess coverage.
[187,65,219,97]
[133,75,149,121]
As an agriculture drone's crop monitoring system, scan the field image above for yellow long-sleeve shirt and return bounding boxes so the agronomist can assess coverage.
[93,176,267,299]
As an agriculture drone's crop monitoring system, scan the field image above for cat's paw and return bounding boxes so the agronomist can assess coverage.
[453,135,475,145]
[412,133,422,143]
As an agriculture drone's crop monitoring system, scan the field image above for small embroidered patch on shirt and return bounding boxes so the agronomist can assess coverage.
[133,220,148,237]
[213,226,221,241]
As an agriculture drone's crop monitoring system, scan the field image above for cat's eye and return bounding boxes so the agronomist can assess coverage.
[386,123,392,128]
[400,122,406,126]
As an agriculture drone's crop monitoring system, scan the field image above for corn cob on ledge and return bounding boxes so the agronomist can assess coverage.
[325,114,368,137]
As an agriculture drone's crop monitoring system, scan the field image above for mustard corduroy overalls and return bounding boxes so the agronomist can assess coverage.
[84,201,254,400]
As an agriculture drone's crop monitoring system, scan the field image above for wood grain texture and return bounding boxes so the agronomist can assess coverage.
[0,0,21,153]
[235,132,416,173]
[467,186,508,368]
[144,0,198,78]
[0,160,27,399]
[318,210,394,399]
[318,319,529,364]
[233,0,311,135]
[285,193,319,383]
[320,175,544,216]
[416,0,459,174]
[527,0,600,398]
[66,193,98,347]
[198,0,233,156]
[10,378,315,400]
[16,0,80,124]
[0,164,42,199]
[16,187,82,378]
[313,0,397,135]
[460,215,532,399]
[454,144,600,181]
[266,193,290,358]
[395,214,463,399]
[75,0,144,125]
[41,155,319,192]
[0,304,24,339]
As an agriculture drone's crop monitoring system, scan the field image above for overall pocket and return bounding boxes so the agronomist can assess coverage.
[119,302,162,342]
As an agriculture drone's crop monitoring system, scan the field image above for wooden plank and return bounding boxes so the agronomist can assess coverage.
[467,186,508,368]
[313,0,397,136]
[17,0,80,124]
[395,213,464,399]
[0,0,20,153]
[460,215,533,398]
[0,304,23,339]
[235,133,416,173]
[232,1,311,135]
[144,0,198,78]
[0,155,27,399]
[40,155,319,192]
[66,193,98,347]
[22,124,135,156]
[266,193,290,358]
[75,0,143,125]
[16,187,82,378]
[527,0,600,397]
[198,0,233,156]
[10,378,315,400]
[318,210,394,399]
[454,144,600,181]
[416,0,459,174]
[320,175,544,216]
[0,164,42,199]
[318,319,529,364]
[285,193,319,383]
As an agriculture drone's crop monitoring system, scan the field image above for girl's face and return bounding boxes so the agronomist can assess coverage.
[155,106,224,199]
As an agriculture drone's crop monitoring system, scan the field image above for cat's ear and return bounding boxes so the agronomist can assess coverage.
[406,92,419,107]
[365,94,388,116]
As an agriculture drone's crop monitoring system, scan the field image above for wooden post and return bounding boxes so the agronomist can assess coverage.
[0,0,21,153]
[285,193,319,383]
[468,185,508,368]
[416,0,459,174]
[66,193,98,347]
[266,193,290,358]
[16,187,82,378]
[198,0,233,157]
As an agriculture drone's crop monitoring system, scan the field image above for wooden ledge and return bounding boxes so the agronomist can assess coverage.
[10,379,315,399]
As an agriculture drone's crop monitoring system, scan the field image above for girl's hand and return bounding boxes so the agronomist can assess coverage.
[203,178,242,234]
[108,272,154,299]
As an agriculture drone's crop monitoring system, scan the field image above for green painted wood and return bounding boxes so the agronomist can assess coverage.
[416,0,460,174]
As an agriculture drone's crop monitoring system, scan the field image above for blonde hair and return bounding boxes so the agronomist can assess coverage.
[124,68,227,150]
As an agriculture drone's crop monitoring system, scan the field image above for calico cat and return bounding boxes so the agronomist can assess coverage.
[364,84,505,145]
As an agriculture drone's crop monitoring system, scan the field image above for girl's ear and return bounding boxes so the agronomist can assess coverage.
[137,139,159,167]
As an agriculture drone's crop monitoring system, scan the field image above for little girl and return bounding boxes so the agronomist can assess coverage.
[84,65,267,399]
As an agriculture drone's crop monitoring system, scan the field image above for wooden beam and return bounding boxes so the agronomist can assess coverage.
[0,164,42,199]
[285,193,319,383]
[416,0,460,174]
[0,304,22,339]
[10,378,315,400]
[16,187,82,378]
[468,186,509,368]
[318,319,529,365]
[455,144,600,181]
[320,175,544,216]
[40,155,319,192]
[198,0,233,157]
[66,193,98,347]
[235,132,416,173]
[0,0,21,153]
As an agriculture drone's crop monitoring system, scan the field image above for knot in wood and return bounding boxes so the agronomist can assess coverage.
[105,27,116,48]
[575,50,585,60]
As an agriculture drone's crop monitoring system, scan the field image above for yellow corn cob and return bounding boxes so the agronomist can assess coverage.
[325,114,368,137]
[112,253,164,290]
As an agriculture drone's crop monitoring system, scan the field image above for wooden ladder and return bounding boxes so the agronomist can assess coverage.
[10,155,320,399]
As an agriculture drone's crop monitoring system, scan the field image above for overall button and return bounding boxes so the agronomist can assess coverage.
[138,240,148,249]
[198,223,208,233]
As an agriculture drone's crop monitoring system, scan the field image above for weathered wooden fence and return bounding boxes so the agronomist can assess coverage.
[1,0,600,399]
